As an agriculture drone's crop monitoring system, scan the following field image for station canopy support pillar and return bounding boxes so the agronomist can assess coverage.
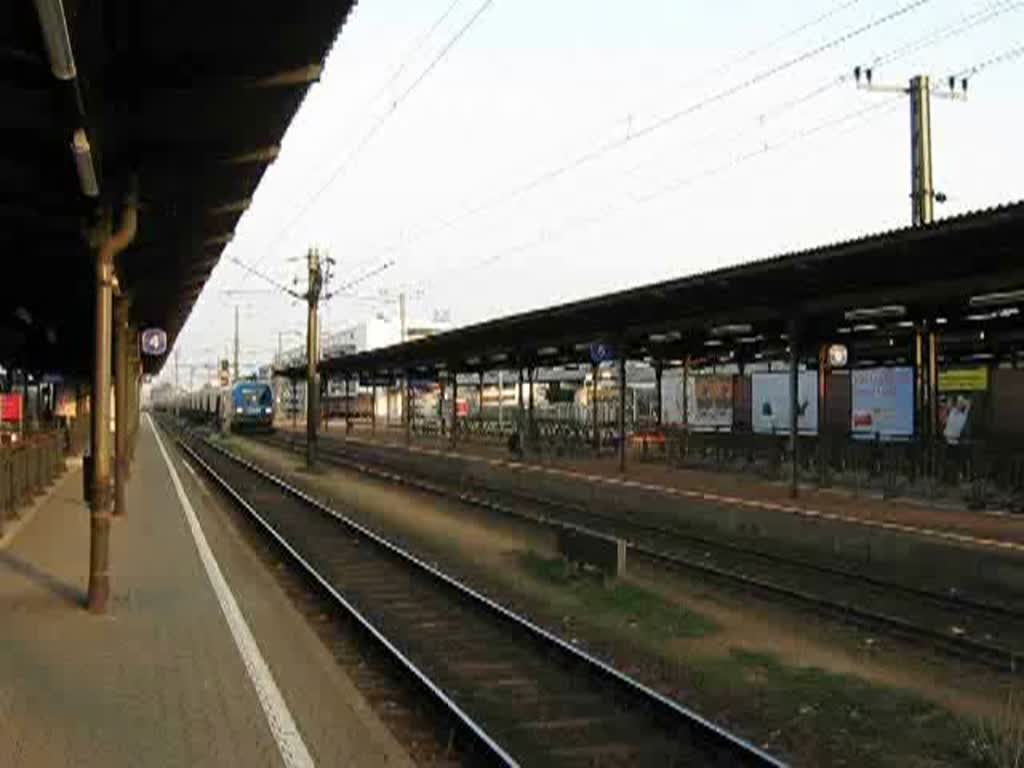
[591,363,599,454]
[291,378,298,430]
[527,367,535,452]
[517,365,525,443]
[88,191,137,615]
[128,332,140,463]
[113,295,130,517]
[320,376,328,433]
[788,319,801,499]
[345,376,353,435]
[654,360,663,427]
[404,371,412,446]
[437,375,446,439]
[450,371,458,449]
[371,381,377,434]
[478,371,484,433]
[618,356,627,473]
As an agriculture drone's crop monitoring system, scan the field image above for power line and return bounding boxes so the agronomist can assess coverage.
[873,0,1023,72]
[950,40,1024,79]
[426,97,904,285]
[424,26,1024,288]
[354,0,936,267]
[369,0,466,106]
[324,260,397,301]
[237,0,497,286]
[225,254,303,299]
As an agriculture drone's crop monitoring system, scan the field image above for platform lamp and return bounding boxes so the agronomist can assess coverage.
[71,129,99,198]
[33,0,77,80]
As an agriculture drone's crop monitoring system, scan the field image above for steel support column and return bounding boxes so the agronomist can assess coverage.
[404,372,412,446]
[345,377,352,435]
[591,363,599,453]
[788,321,801,499]
[113,296,129,517]
[527,367,535,453]
[87,225,122,611]
[371,383,377,434]
[437,376,446,439]
[618,356,627,473]
[517,366,524,444]
[654,361,663,427]
[128,333,140,464]
[478,371,484,434]
[88,194,137,614]
[450,371,458,449]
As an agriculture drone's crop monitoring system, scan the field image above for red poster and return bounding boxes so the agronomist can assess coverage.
[1,394,23,422]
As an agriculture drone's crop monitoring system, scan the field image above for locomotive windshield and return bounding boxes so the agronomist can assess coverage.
[238,385,273,408]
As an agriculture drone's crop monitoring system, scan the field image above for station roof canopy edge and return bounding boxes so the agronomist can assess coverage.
[0,1,358,377]
[285,200,1024,380]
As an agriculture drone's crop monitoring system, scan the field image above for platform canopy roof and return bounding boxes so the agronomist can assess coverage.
[0,1,357,376]
[285,201,1024,381]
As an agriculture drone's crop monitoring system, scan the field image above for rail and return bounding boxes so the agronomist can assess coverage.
[261,430,1023,674]
[168,421,784,767]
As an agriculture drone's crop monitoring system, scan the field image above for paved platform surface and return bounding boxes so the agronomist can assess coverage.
[283,420,1024,552]
[0,415,412,767]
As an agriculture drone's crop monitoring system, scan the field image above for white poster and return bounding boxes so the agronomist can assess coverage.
[660,372,733,429]
[752,371,819,435]
[851,367,914,439]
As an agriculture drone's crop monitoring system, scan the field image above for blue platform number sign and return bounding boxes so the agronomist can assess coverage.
[589,342,614,365]
[140,328,167,357]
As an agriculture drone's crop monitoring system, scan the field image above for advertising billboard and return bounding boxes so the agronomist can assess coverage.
[1,393,22,423]
[938,366,989,392]
[937,367,990,444]
[850,367,914,439]
[659,372,733,429]
[752,371,819,435]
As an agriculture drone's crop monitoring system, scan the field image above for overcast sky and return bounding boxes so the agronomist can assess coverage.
[164,0,1024,384]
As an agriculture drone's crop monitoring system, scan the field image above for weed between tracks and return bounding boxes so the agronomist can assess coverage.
[518,549,973,766]
[519,551,717,639]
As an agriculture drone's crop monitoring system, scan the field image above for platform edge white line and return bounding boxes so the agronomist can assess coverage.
[147,414,315,768]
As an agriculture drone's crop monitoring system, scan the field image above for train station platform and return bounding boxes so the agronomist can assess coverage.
[292,421,1024,551]
[0,415,411,768]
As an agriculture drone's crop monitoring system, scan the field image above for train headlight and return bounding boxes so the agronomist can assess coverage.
[263,407,272,414]
[235,407,244,414]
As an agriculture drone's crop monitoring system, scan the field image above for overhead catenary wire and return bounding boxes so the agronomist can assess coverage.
[225,254,303,299]
[369,0,466,107]
[236,0,497,286]
[351,0,936,270]
[426,96,905,286]
[415,29,1024,297]
[949,39,1024,79]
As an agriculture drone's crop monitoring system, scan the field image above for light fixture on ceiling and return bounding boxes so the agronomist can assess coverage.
[71,128,98,197]
[844,305,906,321]
[33,0,77,80]
[969,289,1024,308]
[709,323,753,337]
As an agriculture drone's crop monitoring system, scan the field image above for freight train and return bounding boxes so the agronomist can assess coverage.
[156,381,275,432]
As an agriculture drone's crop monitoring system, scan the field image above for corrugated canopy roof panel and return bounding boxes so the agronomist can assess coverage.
[0,0,358,375]
[296,201,1024,379]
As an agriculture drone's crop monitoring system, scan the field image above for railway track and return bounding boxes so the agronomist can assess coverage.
[169,424,782,767]
[259,431,1024,673]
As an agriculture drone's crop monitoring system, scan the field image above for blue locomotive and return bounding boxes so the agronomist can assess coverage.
[162,380,275,432]
[227,381,275,432]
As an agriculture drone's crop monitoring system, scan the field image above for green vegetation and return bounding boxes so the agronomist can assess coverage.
[520,550,981,767]
[518,551,717,639]
[690,649,975,767]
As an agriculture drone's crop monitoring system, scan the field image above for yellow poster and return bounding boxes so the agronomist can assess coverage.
[938,367,988,392]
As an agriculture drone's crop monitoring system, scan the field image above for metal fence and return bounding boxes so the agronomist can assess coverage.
[0,431,66,534]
